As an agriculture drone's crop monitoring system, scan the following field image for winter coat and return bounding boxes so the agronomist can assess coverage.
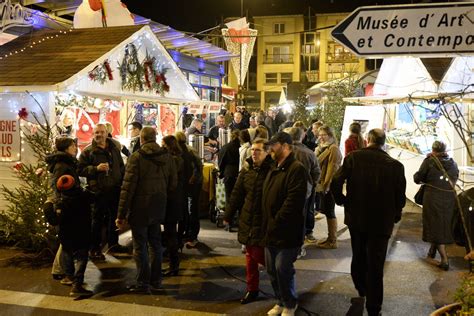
[77,138,125,194]
[262,152,308,248]
[414,154,459,244]
[331,147,406,236]
[225,155,273,246]
[315,142,342,192]
[181,144,203,192]
[293,141,321,189]
[165,154,185,223]
[45,152,92,251]
[117,142,177,227]
[218,138,240,179]
[228,121,246,131]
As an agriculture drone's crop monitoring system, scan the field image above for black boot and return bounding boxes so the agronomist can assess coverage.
[240,291,259,304]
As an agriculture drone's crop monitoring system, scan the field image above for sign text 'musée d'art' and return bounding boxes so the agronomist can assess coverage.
[331,2,474,57]
[0,119,20,161]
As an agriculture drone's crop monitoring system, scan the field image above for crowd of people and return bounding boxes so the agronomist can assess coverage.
[44,107,467,316]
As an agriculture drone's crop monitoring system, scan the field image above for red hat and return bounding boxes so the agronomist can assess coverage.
[56,175,75,191]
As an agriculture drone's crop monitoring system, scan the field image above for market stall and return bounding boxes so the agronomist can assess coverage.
[343,57,474,200]
[0,25,224,209]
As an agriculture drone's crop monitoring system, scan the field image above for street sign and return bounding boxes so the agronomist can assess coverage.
[331,2,474,57]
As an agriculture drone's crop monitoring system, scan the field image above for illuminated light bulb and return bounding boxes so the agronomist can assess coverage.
[439,176,443,179]
[469,206,473,211]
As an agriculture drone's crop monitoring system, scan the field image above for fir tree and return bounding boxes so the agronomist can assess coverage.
[0,94,56,254]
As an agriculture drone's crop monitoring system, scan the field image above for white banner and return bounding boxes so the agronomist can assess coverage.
[222,18,257,86]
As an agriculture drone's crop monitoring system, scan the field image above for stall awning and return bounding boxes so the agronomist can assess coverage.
[307,70,379,96]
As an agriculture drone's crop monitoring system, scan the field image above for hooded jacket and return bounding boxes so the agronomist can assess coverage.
[45,151,92,251]
[77,138,125,193]
[117,142,177,227]
[225,155,273,246]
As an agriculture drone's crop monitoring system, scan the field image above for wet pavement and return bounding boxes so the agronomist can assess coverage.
[0,201,468,315]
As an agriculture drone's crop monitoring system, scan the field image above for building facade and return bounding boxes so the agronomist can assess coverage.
[224,12,368,110]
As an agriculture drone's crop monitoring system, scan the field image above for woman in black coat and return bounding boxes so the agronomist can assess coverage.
[162,135,185,276]
[414,140,459,270]
[45,137,93,296]
[224,139,273,304]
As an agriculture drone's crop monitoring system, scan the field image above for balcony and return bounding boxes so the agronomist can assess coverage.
[263,54,293,64]
[326,52,358,63]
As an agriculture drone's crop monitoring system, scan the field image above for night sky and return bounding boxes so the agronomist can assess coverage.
[122,0,453,33]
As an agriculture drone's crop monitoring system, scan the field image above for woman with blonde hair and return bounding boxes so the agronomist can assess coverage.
[315,125,342,249]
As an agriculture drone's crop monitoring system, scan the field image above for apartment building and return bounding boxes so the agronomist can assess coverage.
[224,12,368,110]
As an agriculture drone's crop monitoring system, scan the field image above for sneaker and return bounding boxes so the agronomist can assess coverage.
[267,304,284,315]
[89,251,106,261]
[241,245,247,254]
[297,246,307,259]
[52,274,64,280]
[70,284,93,296]
[127,284,151,294]
[282,304,298,316]
[316,240,337,249]
[185,240,199,248]
[305,234,317,243]
[150,283,164,291]
[314,212,325,220]
[60,276,73,286]
[109,244,129,254]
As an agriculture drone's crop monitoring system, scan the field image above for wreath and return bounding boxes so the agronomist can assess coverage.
[119,43,144,92]
[88,60,113,84]
[142,51,170,96]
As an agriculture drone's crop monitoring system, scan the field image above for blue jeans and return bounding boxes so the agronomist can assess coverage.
[265,246,299,308]
[131,223,162,287]
[62,247,88,286]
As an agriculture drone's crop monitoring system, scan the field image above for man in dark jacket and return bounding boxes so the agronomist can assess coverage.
[128,121,142,154]
[116,127,177,292]
[78,123,125,260]
[228,112,246,131]
[262,132,308,316]
[331,129,406,316]
[224,138,273,305]
[287,127,321,243]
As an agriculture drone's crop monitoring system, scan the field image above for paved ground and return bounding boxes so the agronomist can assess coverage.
[0,201,468,316]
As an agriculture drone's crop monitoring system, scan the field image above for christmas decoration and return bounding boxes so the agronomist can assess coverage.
[88,60,113,84]
[119,43,144,93]
[13,162,23,171]
[0,95,56,254]
[18,107,28,120]
[142,51,169,96]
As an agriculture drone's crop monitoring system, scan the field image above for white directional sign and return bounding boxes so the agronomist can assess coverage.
[331,2,474,57]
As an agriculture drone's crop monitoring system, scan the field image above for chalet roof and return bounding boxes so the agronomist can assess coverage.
[0,25,144,86]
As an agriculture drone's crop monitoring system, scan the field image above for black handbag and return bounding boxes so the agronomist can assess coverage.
[414,185,425,205]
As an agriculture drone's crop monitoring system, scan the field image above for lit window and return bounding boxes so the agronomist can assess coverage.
[280,73,292,84]
[265,73,278,84]
[274,23,285,34]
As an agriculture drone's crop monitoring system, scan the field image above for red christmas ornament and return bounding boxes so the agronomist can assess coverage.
[88,0,102,11]
[163,83,170,92]
[13,162,23,171]
[18,107,28,120]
